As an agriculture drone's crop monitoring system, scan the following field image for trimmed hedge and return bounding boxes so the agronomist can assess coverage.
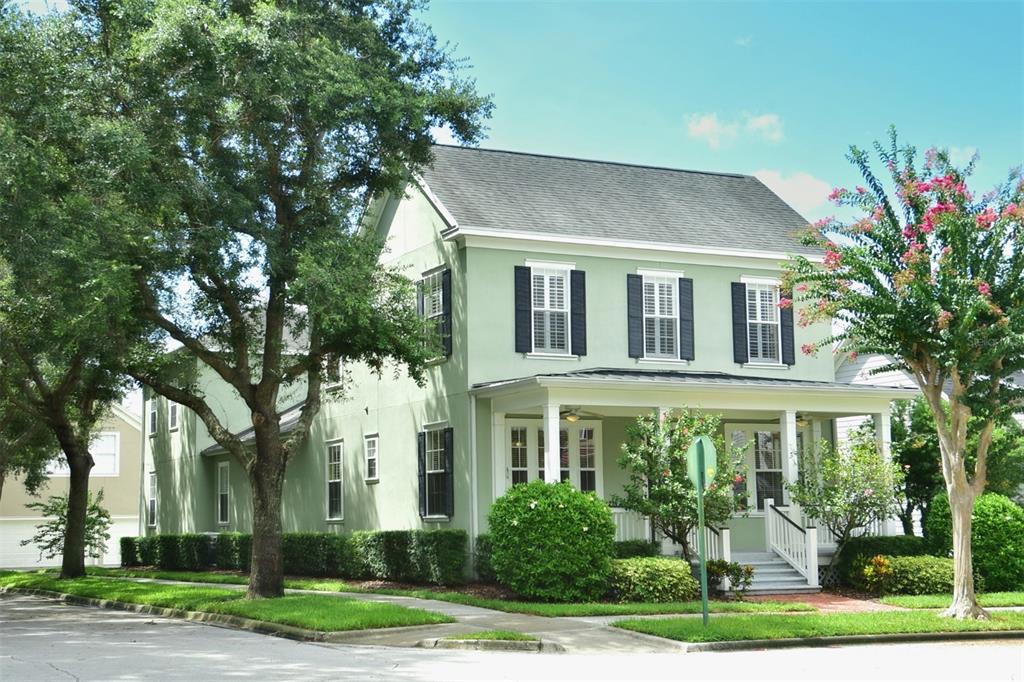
[138,536,159,566]
[836,534,929,587]
[215,532,251,572]
[474,534,496,583]
[410,529,467,585]
[152,534,214,570]
[120,537,140,567]
[351,529,467,585]
[926,492,1024,591]
[282,533,353,577]
[614,540,661,559]
[608,557,699,603]
[859,554,986,595]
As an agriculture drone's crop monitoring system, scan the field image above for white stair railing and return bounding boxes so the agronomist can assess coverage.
[764,498,818,587]
[610,507,651,542]
[685,524,733,590]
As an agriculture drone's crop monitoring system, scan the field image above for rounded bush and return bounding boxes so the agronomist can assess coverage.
[608,557,699,602]
[488,481,615,602]
[858,554,985,595]
[836,534,929,587]
[925,492,1024,591]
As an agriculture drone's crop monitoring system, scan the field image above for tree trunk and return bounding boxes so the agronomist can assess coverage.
[943,485,987,619]
[247,433,286,599]
[61,451,92,579]
[900,502,915,536]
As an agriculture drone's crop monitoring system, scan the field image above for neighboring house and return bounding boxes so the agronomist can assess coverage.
[143,146,911,590]
[0,401,142,568]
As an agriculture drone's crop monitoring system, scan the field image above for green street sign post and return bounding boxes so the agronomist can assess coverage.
[686,434,717,627]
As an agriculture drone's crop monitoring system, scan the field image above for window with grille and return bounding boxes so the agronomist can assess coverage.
[532,268,569,353]
[420,270,445,348]
[747,283,781,363]
[510,427,528,485]
[148,402,158,436]
[425,427,447,516]
[169,403,179,431]
[579,427,596,492]
[754,431,783,510]
[147,471,157,527]
[364,435,378,482]
[643,276,678,358]
[326,442,343,519]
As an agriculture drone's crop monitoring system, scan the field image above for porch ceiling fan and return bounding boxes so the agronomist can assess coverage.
[559,407,602,422]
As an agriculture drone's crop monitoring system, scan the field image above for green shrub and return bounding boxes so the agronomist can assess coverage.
[608,557,699,602]
[858,554,985,595]
[706,559,754,595]
[352,530,415,582]
[489,480,615,602]
[175,534,213,570]
[836,534,929,587]
[474,534,496,583]
[410,530,467,585]
[925,492,1024,591]
[214,533,251,571]
[614,540,661,559]
[120,537,140,567]
[138,535,158,566]
[281,533,352,577]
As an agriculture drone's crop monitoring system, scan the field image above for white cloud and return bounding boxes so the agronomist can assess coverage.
[746,113,784,143]
[430,125,460,146]
[947,146,978,167]
[686,113,739,149]
[734,36,753,47]
[754,169,832,217]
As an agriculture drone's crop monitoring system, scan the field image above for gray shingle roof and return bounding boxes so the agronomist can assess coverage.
[422,145,821,255]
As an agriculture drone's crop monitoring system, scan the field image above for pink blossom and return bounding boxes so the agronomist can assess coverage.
[823,249,842,270]
[902,224,918,239]
[937,310,953,329]
[855,186,867,195]
[734,475,744,485]
[849,351,858,361]
[796,283,809,293]
[914,181,932,194]
[1003,203,1021,219]
[976,208,998,229]
[812,216,833,230]
[801,343,817,356]
[872,205,886,221]
[977,281,991,297]
[864,488,874,497]
[777,297,793,309]
[828,187,845,202]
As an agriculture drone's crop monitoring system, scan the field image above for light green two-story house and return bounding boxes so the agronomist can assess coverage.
[143,145,909,591]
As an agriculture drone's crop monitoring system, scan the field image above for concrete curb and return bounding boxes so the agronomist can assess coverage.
[416,637,564,653]
[679,629,1024,652]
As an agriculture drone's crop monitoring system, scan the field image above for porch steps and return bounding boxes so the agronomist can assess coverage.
[731,552,821,595]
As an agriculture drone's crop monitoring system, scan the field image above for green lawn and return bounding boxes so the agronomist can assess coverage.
[0,572,452,632]
[443,630,538,641]
[880,592,1024,609]
[83,567,814,616]
[614,610,1024,643]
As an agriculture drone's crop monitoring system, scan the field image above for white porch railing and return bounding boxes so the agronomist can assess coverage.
[765,498,818,587]
[610,507,651,542]
[685,524,732,563]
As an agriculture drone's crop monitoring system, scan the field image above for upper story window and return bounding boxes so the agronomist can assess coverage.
[746,283,781,364]
[532,268,569,354]
[148,401,158,436]
[168,403,179,432]
[364,434,379,482]
[418,268,452,358]
[47,432,119,477]
[643,275,678,358]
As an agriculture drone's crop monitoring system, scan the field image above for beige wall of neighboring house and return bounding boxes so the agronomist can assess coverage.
[0,401,142,568]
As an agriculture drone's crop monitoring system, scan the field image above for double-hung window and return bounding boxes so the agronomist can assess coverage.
[424,427,447,517]
[643,275,678,358]
[147,471,158,527]
[216,462,230,526]
[531,268,569,354]
[364,435,379,482]
[510,427,528,485]
[327,441,344,519]
[746,283,781,364]
[168,403,179,431]
[578,427,596,492]
[148,402,158,436]
[753,431,784,510]
[421,270,444,343]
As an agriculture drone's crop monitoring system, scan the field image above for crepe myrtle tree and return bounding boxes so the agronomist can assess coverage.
[613,410,744,561]
[88,0,492,597]
[783,130,1024,619]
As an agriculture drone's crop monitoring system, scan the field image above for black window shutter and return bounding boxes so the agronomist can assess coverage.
[417,432,427,517]
[514,266,532,353]
[570,270,587,356]
[780,299,796,366]
[731,283,749,364]
[443,427,455,518]
[678,277,695,361]
[441,269,453,357]
[626,274,643,358]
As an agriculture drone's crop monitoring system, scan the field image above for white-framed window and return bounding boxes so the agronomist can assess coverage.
[326,357,345,390]
[168,403,179,431]
[531,267,570,354]
[753,431,784,510]
[578,427,596,493]
[421,270,445,336]
[746,282,782,364]
[147,471,157,528]
[46,432,119,477]
[364,434,379,482]
[642,275,678,358]
[216,461,230,526]
[510,421,602,496]
[327,441,344,520]
[510,426,528,485]
[425,427,447,517]
[148,401,158,436]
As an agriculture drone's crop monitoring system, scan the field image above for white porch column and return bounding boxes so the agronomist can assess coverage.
[874,409,893,459]
[779,410,799,506]
[543,402,560,483]
[491,412,506,500]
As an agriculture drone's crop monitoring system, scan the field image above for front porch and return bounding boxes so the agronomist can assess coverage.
[473,368,912,589]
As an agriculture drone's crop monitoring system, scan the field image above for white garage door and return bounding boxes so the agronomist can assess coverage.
[0,516,139,569]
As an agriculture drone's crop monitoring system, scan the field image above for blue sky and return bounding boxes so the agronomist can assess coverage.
[421,1,1023,219]
[20,0,1024,220]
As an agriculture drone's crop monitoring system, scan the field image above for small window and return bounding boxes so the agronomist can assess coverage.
[168,403,179,431]
[531,268,569,354]
[148,402,158,436]
[424,427,447,517]
[747,283,781,364]
[217,462,230,526]
[643,276,678,358]
[364,435,379,482]
[147,471,157,528]
[327,442,344,519]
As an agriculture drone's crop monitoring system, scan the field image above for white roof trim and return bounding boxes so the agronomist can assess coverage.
[108,403,142,431]
[413,174,458,229]
[446,225,824,264]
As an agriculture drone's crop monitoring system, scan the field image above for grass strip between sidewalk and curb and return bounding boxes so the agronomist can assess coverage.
[442,630,538,641]
[82,567,815,617]
[880,592,1024,609]
[0,573,453,633]
[613,610,1024,646]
